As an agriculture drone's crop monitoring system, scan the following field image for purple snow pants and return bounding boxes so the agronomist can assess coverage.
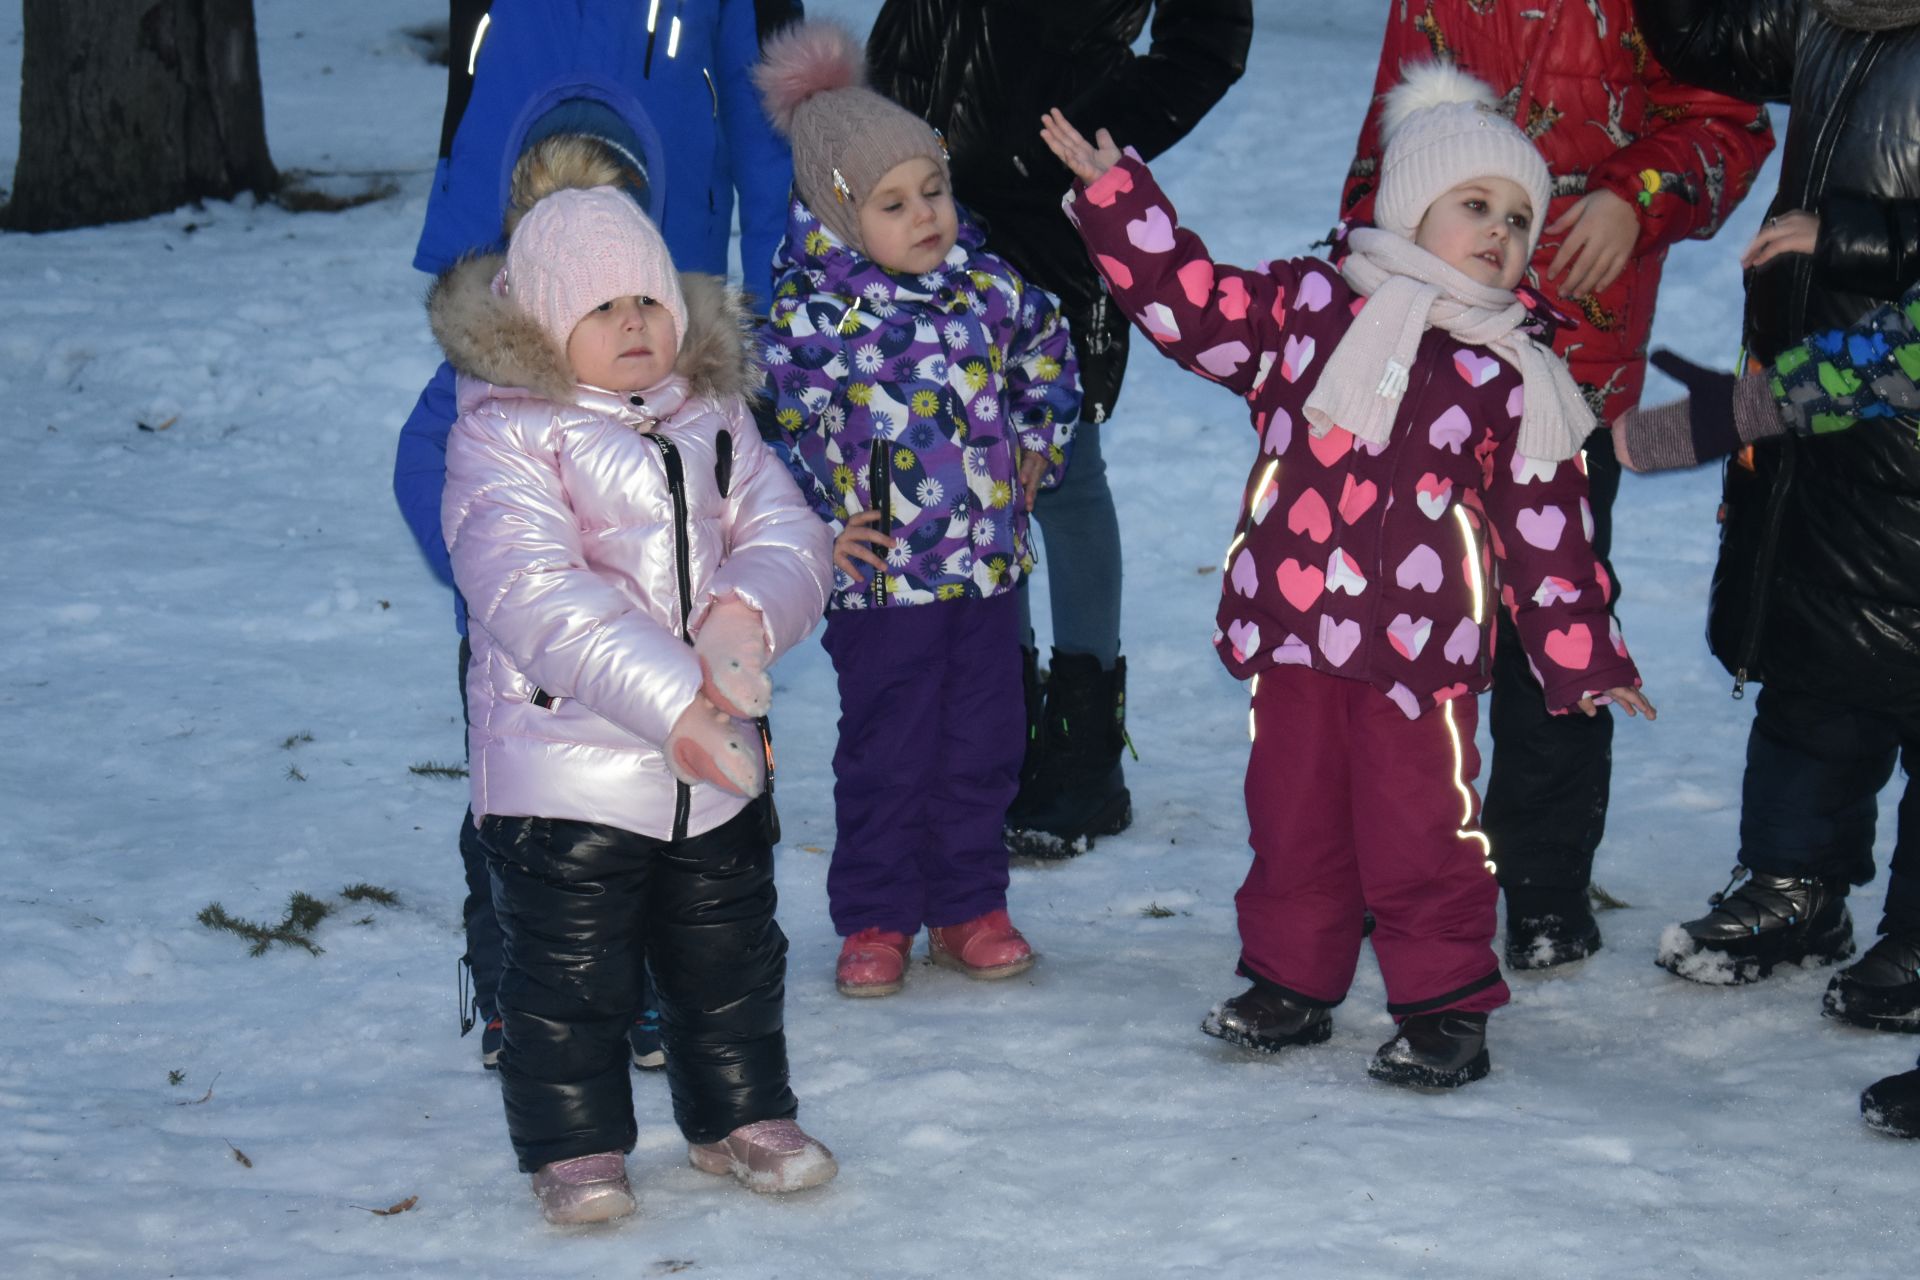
[1237,666,1509,1019]
[820,592,1022,937]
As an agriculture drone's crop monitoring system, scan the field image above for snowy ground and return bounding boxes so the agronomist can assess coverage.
[2,3,1913,1277]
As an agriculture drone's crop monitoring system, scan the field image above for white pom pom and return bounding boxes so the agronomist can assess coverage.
[1379,61,1500,146]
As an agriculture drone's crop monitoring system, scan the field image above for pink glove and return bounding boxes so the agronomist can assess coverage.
[693,597,772,719]
[664,693,765,798]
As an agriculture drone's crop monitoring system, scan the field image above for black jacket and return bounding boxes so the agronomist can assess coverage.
[868,0,1252,422]
[1636,0,1920,716]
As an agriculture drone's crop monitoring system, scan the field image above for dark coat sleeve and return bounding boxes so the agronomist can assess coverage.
[1631,0,1802,103]
[1061,0,1253,162]
[1817,192,1920,298]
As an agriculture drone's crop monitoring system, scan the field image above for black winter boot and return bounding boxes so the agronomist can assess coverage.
[1201,983,1334,1054]
[1823,928,1920,1033]
[1656,866,1855,985]
[1004,650,1131,859]
[1862,1062,1920,1139]
[1503,885,1602,971]
[1367,1012,1490,1089]
[1013,646,1046,800]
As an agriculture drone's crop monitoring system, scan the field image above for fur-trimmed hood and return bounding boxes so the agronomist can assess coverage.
[426,259,757,406]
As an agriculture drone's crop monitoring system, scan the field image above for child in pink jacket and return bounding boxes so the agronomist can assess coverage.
[1042,64,1655,1088]
[434,156,835,1222]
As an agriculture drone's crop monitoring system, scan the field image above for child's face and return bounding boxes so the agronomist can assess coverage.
[1415,177,1534,290]
[857,156,958,276]
[566,295,678,393]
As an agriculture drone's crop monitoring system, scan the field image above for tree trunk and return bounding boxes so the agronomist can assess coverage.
[6,0,278,232]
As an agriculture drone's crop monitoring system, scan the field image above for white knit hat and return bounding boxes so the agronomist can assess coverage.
[500,185,688,354]
[1374,62,1551,248]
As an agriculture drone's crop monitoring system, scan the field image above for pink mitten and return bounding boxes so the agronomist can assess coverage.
[694,597,772,718]
[664,693,765,798]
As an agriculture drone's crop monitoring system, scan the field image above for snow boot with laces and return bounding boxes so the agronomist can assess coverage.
[1824,927,1920,1033]
[1655,866,1855,985]
[1004,650,1132,860]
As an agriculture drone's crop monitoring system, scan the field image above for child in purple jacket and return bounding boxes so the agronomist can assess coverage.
[1043,64,1654,1087]
[755,24,1080,998]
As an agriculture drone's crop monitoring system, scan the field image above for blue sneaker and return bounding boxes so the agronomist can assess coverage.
[479,1016,504,1070]
[629,1009,665,1071]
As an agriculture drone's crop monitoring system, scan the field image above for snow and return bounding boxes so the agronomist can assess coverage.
[2,3,1914,1277]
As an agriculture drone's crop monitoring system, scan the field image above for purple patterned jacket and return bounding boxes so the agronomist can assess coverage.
[761,199,1080,611]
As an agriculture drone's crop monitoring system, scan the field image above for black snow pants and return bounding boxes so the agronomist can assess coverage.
[478,799,796,1172]
[1482,427,1621,898]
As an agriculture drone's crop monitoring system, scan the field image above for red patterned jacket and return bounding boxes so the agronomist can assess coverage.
[1341,0,1773,420]
[1067,157,1640,716]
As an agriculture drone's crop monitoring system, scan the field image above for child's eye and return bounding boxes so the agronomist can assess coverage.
[637,295,657,307]
[1465,199,1487,213]
[595,301,614,312]
[883,202,904,213]
[1509,215,1531,231]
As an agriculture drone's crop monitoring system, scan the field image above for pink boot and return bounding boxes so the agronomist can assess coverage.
[529,1151,636,1225]
[836,927,913,997]
[927,909,1036,980]
[689,1118,838,1193]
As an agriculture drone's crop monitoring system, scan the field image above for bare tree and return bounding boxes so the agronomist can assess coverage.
[6,0,277,232]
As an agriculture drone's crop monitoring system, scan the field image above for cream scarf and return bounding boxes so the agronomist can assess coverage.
[1302,228,1593,463]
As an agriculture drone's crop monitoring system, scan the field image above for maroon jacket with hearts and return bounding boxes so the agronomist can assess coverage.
[1065,157,1639,717]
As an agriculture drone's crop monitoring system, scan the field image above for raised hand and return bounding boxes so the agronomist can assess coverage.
[1039,108,1120,186]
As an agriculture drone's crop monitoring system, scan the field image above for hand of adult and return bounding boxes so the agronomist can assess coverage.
[1039,108,1120,186]
[1545,190,1639,299]
[1741,210,1818,271]
[1018,450,1050,512]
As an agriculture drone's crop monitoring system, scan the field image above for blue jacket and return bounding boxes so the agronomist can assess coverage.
[397,0,798,629]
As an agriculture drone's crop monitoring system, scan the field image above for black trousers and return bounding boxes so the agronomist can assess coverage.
[1482,428,1621,897]
[479,800,796,1171]
[1740,685,1920,933]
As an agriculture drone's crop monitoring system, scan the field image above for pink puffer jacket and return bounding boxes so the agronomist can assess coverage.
[433,261,833,840]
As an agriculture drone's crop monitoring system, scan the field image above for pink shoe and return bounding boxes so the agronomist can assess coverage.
[927,909,1035,980]
[529,1151,636,1225]
[689,1118,838,1193]
[836,927,913,997]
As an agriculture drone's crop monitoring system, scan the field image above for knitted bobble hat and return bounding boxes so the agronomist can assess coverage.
[500,185,688,358]
[1373,62,1552,251]
[754,21,947,253]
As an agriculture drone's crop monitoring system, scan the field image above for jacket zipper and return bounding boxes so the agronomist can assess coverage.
[1730,37,1882,700]
[651,432,696,840]
[867,437,892,608]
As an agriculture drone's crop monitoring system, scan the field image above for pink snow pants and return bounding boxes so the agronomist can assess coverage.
[1236,666,1509,1019]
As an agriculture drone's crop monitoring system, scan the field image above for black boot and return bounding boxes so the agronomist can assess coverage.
[1823,927,1920,1033]
[1862,1062,1920,1139]
[1012,646,1046,803]
[1503,885,1602,971]
[1201,983,1333,1054]
[1004,650,1131,859]
[1367,1012,1490,1089]
[1656,866,1855,985]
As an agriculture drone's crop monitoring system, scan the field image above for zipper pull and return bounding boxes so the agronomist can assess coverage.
[1731,667,1747,701]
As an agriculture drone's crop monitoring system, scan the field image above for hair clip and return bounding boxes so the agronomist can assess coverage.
[832,168,851,204]
[932,127,950,160]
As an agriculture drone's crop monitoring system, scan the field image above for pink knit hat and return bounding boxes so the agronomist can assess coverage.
[1373,62,1551,250]
[500,185,688,355]
[754,21,947,253]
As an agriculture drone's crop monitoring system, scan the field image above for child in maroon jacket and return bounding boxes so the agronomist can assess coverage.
[1042,64,1655,1088]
